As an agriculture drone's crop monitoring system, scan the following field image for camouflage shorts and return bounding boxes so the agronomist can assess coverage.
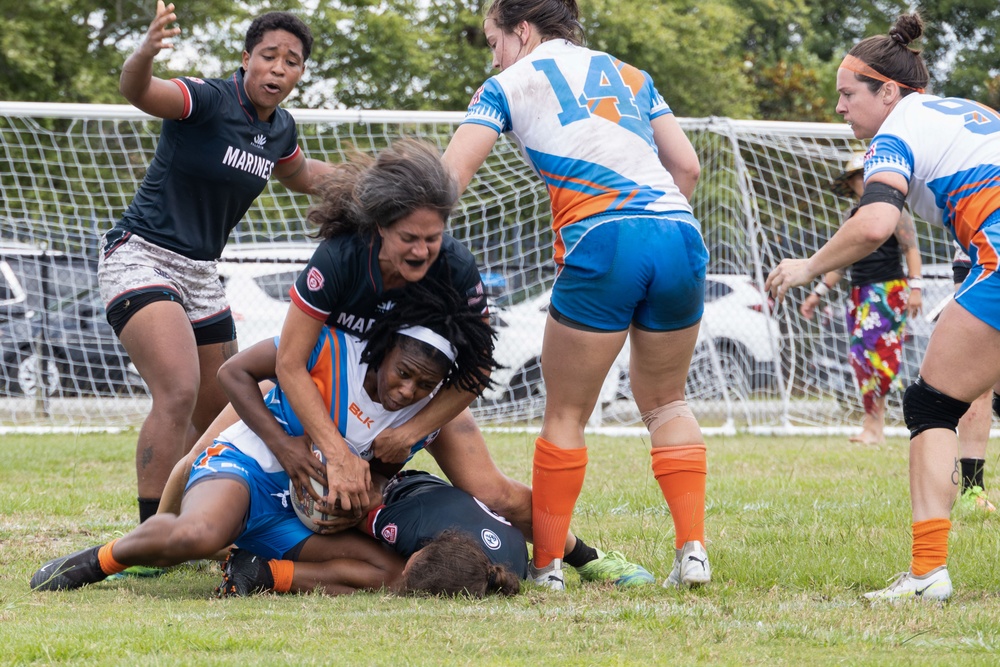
[98,229,228,325]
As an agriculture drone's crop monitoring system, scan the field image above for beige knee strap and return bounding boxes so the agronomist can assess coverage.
[641,400,696,435]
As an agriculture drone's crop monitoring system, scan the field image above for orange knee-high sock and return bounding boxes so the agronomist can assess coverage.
[269,560,294,593]
[97,538,128,576]
[651,444,707,549]
[910,518,950,576]
[531,437,587,568]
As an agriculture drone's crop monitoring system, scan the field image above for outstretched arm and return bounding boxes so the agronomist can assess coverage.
[442,123,501,194]
[217,339,326,501]
[766,173,905,303]
[119,1,186,119]
[273,154,336,195]
[276,306,372,516]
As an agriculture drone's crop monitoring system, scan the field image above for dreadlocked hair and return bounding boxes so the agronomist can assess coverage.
[360,280,499,396]
[400,530,521,598]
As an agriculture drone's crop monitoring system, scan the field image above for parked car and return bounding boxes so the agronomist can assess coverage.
[481,274,782,405]
[218,242,316,349]
[0,285,145,396]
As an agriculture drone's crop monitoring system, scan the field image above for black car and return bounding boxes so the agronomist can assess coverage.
[0,253,145,397]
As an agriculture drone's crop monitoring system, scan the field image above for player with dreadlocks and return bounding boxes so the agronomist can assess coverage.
[31,280,525,598]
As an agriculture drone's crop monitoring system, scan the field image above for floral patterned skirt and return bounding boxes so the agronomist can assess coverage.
[846,279,909,414]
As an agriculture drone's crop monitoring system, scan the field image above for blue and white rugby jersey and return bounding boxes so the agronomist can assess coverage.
[460,39,692,265]
[219,328,437,471]
[865,94,1000,265]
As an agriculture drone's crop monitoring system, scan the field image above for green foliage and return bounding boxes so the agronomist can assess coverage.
[584,0,755,118]
[3,0,998,116]
[917,0,1000,107]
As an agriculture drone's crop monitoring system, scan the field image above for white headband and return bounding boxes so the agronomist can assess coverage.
[398,326,457,362]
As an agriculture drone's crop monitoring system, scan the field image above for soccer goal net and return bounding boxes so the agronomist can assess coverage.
[0,103,962,434]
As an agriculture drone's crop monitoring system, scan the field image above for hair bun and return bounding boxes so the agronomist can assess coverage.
[889,13,924,46]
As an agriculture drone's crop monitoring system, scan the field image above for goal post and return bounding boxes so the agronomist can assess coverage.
[0,102,966,434]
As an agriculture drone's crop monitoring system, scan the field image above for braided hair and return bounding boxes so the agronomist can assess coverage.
[360,280,498,395]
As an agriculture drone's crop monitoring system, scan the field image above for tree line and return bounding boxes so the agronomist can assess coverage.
[1,0,997,119]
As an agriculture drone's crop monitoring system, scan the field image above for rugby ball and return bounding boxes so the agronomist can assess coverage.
[290,445,331,533]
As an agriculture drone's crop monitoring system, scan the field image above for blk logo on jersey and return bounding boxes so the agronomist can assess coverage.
[349,402,374,428]
[306,267,325,291]
[381,523,398,544]
[251,134,267,149]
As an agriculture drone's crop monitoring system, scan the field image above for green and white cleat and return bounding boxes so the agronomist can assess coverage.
[959,486,996,513]
[575,549,655,587]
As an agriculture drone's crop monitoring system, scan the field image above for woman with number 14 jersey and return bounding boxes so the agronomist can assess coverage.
[443,0,711,591]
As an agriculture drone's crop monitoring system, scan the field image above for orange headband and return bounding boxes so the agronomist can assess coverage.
[839,54,925,94]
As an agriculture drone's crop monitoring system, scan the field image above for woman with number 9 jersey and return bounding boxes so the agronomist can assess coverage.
[765,12,1000,602]
[443,0,711,590]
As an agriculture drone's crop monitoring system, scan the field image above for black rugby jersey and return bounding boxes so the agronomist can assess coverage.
[116,68,301,261]
[290,232,487,334]
[365,472,529,578]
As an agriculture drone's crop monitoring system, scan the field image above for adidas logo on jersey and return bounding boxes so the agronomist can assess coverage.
[251,134,267,149]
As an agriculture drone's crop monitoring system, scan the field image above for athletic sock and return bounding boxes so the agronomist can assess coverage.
[531,436,587,569]
[563,536,599,568]
[910,518,950,576]
[960,458,986,491]
[138,497,160,524]
[97,538,128,576]
[651,444,707,548]
[269,560,294,593]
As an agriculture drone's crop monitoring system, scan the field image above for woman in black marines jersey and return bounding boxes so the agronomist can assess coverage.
[100,3,333,528]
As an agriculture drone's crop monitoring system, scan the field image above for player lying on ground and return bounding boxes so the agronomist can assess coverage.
[217,470,526,598]
[31,282,519,597]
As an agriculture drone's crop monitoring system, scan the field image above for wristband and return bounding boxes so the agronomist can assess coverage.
[908,277,923,290]
[812,282,830,297]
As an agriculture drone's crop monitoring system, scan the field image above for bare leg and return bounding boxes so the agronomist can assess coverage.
[851,395,886,445]
[111,479,248,567]
[958,390,992,462]
[119,302,202,507]
[158,402,244,516]
[911,305,1000,522]
[628,323,703,447]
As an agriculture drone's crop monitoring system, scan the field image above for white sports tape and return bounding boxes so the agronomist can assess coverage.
[641,400,697,434]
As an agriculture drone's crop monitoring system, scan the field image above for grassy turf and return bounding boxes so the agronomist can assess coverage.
[1,430,998,665]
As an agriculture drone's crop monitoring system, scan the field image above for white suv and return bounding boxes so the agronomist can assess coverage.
[481,274,782,405]
[218,242,317,349]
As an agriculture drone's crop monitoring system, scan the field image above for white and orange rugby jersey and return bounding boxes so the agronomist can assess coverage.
[461,39,692,265]
[865,94,1000,254]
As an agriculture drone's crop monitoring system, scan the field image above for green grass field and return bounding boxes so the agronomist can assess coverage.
[2,430,999,665]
